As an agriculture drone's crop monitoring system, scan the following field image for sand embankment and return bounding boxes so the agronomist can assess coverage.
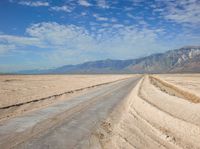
[91,75,200,149]
[156,74,200,98]
[149,75,200,103]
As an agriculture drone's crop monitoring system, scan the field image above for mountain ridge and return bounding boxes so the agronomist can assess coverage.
[18,46,200,74]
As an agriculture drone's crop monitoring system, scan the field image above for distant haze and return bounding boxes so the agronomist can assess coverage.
[17,46,200,74]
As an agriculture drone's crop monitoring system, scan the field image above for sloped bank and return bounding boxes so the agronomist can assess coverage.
[89,75,200,149]
[149,75,200,103]
[89,78,144,149]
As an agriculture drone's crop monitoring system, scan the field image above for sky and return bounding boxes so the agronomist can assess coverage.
[0,0,200,72]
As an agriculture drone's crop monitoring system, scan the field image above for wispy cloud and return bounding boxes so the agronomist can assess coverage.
[96,0,109,9]
[18,1,49,7]
[110,17,118,23]
[2,0,200,72]
[81,12,87,16]
[162,0,200,25]
[1,20,199,71]
[126,13,135,19]
[93,14,108,21]
[0,22,166,59]
[0,34,44,49]
[51,5,74,12]
[78,0,92,7]
[26,22,95,50]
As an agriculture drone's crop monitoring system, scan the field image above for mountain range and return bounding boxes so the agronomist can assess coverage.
[18,46,200,74]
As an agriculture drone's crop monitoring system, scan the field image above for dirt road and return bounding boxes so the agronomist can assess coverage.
[0,77,140,149]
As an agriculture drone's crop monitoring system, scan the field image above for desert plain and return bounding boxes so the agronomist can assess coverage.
[0,75,132,108]
[0,74,200,149]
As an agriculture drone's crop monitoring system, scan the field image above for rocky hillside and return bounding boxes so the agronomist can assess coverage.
[126,46,200,73]
[18,46,200,74]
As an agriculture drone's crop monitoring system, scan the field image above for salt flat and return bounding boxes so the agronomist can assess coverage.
[0,75,132,108]
[1,74,200,149]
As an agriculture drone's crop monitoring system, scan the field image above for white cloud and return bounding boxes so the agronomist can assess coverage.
[1,21,199,70]
[96,0,109,9]
[24,22,168,59]
[101,23,110,27]
[81,12,87,16]
[126,13,135,19]
[163,0,200,25]
[112,24,124,28]
[124,7,134,11]
[26,22,95,50]
[0,34,44,48]
[18,1,49,7]
[110,17,118,22]
[51,5,73,12]
[0,22,165,58]
[78,0,92,7]
[93,14,108,21]
[153,8,164,12]
[132,0,144,6]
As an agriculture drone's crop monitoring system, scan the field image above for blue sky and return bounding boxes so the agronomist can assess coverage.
[0,0,200,72]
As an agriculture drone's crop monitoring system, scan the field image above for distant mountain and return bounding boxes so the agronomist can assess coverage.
[126,46,200,73]
[18,46,200,74]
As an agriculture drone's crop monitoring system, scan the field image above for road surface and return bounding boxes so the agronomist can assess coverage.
[0,76,140,149]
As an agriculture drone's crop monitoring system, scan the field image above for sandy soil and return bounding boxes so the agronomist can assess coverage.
[0,77,140,149]
[1,74,200,149]
[156,74,200,97]
[93,74,200,149]
[0,75,132,109]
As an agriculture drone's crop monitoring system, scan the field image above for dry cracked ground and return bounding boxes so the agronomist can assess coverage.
[0,74,200,149]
